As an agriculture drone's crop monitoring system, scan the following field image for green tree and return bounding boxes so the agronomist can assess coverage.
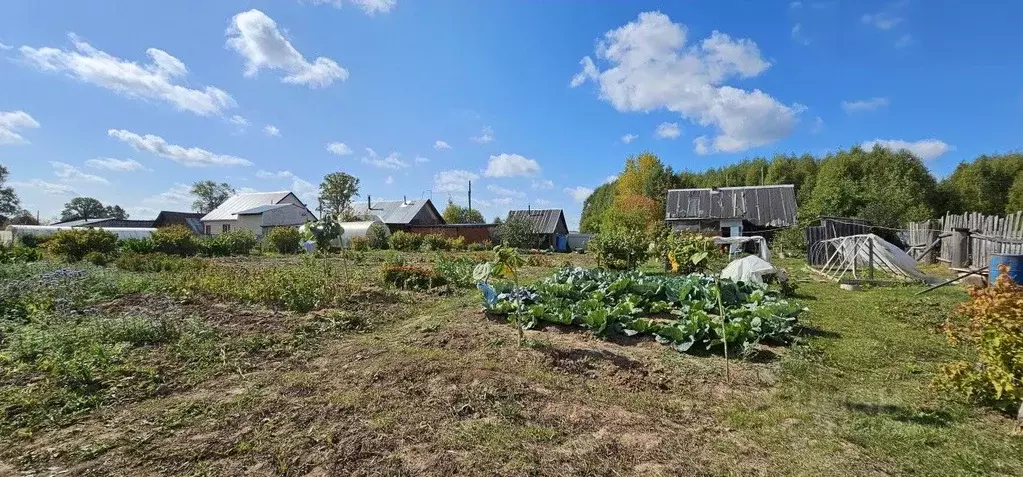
[0,164,20,221]
[939,154,1023,215]
[498,215,539,249]
[1007,172,1023,213]
[442,200,484,224]
[60,197,108,222]
[580,182,615,233]
[319,172,359,218]
[104,205,128,220]
[191,181,235,214]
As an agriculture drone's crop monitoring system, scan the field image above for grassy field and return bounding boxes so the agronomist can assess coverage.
[1,252,1021,476]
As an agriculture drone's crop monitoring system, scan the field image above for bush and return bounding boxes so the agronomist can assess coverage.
[434,255,474,288]
[656,232,718,275]
[115,252,197,273]
[772,226,806,259]
[937,266,1023,415]
[349,236,370,251]
[16,234,40,248]
[383,251,405,267]
[467,241,492,252]
[367,223,389,249]
[380,265,446,290]
[499,216,540,249]
[387,231,423,251]
[152,225,199,257]
[46,229,119,262]
[84,251,111,266]
[447,236,466,251]
[588,229,649,270]
[0,244,42,264]
[420,234,450,251]
[264,227,303,254]
[220,230,257,255]
[120,237,156,254]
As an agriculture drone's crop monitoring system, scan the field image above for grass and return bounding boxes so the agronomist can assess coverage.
[0,253,1020,475]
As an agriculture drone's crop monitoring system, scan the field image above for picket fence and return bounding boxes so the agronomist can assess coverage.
[907,211,1023,269]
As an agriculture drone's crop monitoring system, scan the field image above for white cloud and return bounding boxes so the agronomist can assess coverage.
[532,179,554,190]
[571,12,800,154]
[255,169,317,205]
[791,23,810,45]
[0,41,12,50]
[144,183,192,207]
[655,122,681,139]
[487,184,526,198]
[569,56,599,87]
[11,179,77,196]
[263,124,280,137]
[841,97,889,113]
[433,140,451,150]
[51,161,108,183]
[108,129,252,167]
[86,157,145,172]
[621,133,638,144]
[0,110,40,145]
[414,155,429,164]
[385,175,394,185]
[434,169,478,193]
[810,116,824,134]
[470,125,494,143]
[360,149,408,169]
[564,186,593,203]
[129,206,159,218]
[604,175,618,184]
[306,0,396,15]
[226,9,348,88]
[861,138,952,161]
[229,115,249,127]
[535,199,552,207]
[484,153,540,178]
[894,34,913,49]
[492,197,514,207]
[861,12,902,30]
[20,34,234,116]
[326,142,353,156]
[365,147,377,157]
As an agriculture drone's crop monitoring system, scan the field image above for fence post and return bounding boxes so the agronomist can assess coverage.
[924,225,939,264]
[950,227,971,269]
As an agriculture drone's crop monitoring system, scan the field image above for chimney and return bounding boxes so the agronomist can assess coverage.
[403,195,407,205]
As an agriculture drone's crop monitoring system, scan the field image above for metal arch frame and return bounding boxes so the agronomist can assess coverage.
[808,234,919,283]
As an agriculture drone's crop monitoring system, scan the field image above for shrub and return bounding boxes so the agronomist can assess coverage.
[264,227,303,254]
[588,229,649,270]
[499,216,540,249]
[467,241,491,252]
[152,225,199,257]
[0,244,42,264]
[388,231,422,251]
[380,265,446,290]
[16,234,40,248]
[115,252,197,273]
[383,251,405,267]
[772,226,806,258]
[434,255,474,287]
[367,223,389,249]
[46,229,118,262]
[349,236,370,251]
[84,251,111,266]
[220,230,257,255]
[447,236,466,251]
[120,237,157,254]
[199,236,230,257]
[937,266,1023,415]
[656,232,718,275]
[420,234,450,251]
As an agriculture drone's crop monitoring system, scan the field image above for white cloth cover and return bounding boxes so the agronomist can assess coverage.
[720,255,777,286]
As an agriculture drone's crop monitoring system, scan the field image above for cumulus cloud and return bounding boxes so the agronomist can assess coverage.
[484,153,540,178]
[791,23,810,45]
[433,140,451,150]
[360,148,408,169]
[19,34,234,116]
[11,179,76,196]
[326,142,352,155]
[143,183,192,207]
[861,138,952,161]
[0,110,40,145]
[535,199,552,207]
[385,175,394,185]
[414,155,429,164]
[841,97,889,113]
[255,169,317,205]
[810,116,824,134]
[621,133,638,144]
[306,0,396,15]
[655,122,681,139]
[263,124,280,136]
[532,179,554,190]
[108,129,252,167]
[86,157,145,171]
[434,169,478,193]
[470,125,494,143]
[570,12,800,154]
[487,184,526,198]
[861,11,902,30]
[564,186,594,203]
[51,161,108,183]
[227,9,348,88]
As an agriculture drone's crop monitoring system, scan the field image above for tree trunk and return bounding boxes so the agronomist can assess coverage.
[1017,401,1023,432]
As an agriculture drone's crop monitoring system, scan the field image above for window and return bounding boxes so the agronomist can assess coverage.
[222,224,230,233]
[204,225,211,235]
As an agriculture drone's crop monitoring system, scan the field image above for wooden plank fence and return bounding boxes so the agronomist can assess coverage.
[906,211,1023,269]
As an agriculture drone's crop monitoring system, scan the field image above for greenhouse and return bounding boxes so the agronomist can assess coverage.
[3,225,157,244]
[336,219,388,247]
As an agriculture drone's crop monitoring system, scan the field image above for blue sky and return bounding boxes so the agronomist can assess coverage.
[1,0,1021,228]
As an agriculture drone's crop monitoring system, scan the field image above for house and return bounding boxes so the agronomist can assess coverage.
[52,217,155,228]
[200,191,316,236]
[152,211,205,234]
[506,208,570,250]
[664,184,797,237]
[350,197,445,232]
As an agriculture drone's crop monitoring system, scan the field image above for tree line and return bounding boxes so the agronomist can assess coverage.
[581,147,1023,233]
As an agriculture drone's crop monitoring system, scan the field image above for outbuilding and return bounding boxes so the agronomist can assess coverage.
[664,184,797,238]
[350,197,445,232]
[506,208,570,251]
[200,191,316,237]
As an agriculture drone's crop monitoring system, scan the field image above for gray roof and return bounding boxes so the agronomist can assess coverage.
[236,204,290,215]
[201,191,300,221]
[507,209,568,235]
[665,185,797,227]
[350,199,442,225]
[53,217,113,226]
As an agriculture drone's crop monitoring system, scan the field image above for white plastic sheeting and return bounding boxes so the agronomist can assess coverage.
[720,255,777,286]
[5,225,156,241]
[337,219,388,247]
[809,233,941,284]
[712,235,770,261]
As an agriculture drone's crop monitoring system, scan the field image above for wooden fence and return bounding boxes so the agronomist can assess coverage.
[906,211,1023,269]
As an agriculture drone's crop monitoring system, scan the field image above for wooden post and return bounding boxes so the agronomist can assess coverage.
[868,238,875,281]
[951,228,971,269]
[924,227,939,264]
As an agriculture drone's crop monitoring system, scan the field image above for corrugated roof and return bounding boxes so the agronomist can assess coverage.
[350,199,443,225]
[201,191,295,221]
[52,218,112,226]
[506,209,568,235]
[236,204,290,215]
[665,185,797,227]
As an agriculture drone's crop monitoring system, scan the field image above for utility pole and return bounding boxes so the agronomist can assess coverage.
[468,180,472,213]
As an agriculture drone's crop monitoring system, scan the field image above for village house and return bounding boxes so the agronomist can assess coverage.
[200,191,316,237]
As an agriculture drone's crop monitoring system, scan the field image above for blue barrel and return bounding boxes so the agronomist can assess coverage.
[989,254,1023,285]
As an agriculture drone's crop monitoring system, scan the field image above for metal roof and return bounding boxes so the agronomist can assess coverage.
[350,199,443,225]
[665,184,797,227]
[201,191,296,221]
[52,217,114,226]
[506,209,568,235]
[236,204,291,215]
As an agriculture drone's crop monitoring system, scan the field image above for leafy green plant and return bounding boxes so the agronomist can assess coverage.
[120,237,156,254]
[349,236,370,251]
[475,245,529,344]
[588,228,649,270]
[46,229,118,262]
[380,265,446,290]
[264,226,303,254]
[302,216,343,253]
[84,251,110,266]
[0,244,42,264]
[219,230,257,255]
[434,254,475,288]
[420,234,450,251]
[152,225,199,257]
[387,231,423,251]
[498,215,540,249]
[366,222,389,249]
[657,232,717,274]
